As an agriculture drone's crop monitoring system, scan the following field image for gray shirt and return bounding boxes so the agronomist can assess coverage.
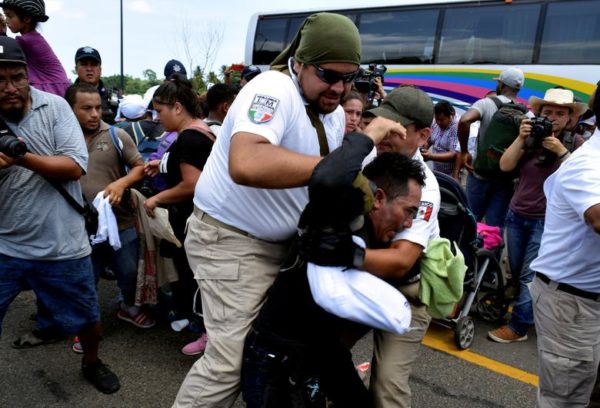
[0,87,91,260]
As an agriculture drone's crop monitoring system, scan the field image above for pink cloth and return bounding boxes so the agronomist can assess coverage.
[477,222,503,250]
[16,32,71,97]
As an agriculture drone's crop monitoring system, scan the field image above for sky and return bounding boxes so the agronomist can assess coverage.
[19,0,419,82]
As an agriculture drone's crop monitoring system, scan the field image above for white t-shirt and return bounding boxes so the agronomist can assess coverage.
[530,131,600,292]
[194,70,345,241]
[392,150,441,249]
[203,118,222,138]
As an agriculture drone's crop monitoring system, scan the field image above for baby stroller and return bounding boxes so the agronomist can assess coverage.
[432,171,508,349]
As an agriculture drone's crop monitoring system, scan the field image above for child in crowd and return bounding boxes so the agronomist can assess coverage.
[1,0,70,96]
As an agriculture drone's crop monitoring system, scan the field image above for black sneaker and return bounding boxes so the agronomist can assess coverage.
[82,359,120,394]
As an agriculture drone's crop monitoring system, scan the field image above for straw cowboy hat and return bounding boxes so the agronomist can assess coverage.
[529,88,588,117]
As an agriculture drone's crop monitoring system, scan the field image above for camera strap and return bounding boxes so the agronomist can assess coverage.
[44,178,87,215]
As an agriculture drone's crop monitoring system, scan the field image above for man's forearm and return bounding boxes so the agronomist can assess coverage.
[458,122,470,153]
[19,153,83,180]
[117,164,145,188]
[229,133,322,188]
[363,247,416,279]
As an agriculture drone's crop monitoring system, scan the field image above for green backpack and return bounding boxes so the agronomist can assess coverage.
[474,97,528,179]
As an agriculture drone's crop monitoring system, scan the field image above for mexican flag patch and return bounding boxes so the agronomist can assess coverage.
[416,201,434,221]
[248,94,279,123]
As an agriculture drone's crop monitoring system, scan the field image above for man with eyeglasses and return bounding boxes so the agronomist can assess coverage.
[0,37,120,394]
[173,12,402,408]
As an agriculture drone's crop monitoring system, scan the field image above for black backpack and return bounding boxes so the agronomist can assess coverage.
[473,97,527,179]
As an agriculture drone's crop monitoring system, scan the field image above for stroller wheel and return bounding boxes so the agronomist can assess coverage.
[476,293,508,323]
[455,316,475,350]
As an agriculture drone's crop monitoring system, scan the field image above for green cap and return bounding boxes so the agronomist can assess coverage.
[368,86,434,128]
[271,13,360,68]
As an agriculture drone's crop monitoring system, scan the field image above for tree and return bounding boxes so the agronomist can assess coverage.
[143,69,157,83]
[175,18,225,86]
[101,74,157,96]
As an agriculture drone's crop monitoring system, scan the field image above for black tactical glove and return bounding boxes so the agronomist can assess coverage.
[297,227,365,270]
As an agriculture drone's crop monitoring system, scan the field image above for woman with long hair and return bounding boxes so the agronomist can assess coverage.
[144,74,215,356]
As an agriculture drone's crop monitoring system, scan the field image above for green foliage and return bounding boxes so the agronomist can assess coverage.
[100,63,239,97]
[143,69,158,82]
[102,70,161,95]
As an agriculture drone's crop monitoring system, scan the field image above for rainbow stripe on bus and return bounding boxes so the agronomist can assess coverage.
[384,68,596,109]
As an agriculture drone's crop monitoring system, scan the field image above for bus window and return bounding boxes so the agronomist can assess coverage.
[253,17,287,65]
[438,4,540,64]
[287,13,357,50]
[358,9,438,64]
[287,16,310,45]
[539,0,600,64]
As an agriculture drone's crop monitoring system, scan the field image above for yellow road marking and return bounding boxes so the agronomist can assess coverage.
[422,325,539,387]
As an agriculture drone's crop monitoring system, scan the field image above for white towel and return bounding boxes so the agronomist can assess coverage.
[91,192,121,250]
[307,236,412,335]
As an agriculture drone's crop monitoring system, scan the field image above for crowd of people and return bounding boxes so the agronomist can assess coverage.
[0,1,599,407]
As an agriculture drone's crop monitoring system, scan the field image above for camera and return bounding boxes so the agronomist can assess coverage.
[354,64,387,107]
[0,133,27,158]
[525,116,555,166]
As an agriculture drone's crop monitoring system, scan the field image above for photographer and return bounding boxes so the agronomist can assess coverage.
[355,64,387,109]
[488,88,586,344]
[0,37,119,393]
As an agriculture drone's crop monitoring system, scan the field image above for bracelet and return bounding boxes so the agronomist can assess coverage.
[558,151,569,160]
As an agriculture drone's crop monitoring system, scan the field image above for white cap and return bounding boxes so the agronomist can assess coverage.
[493,67,525,89]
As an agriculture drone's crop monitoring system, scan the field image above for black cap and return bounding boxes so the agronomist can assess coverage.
[75,46,101,64]
[242,65,261,81]
[0,0,49,22]
[0,36,26,65]
[164,59,187,79]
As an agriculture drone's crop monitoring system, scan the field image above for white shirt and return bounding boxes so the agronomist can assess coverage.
[392,150,441,249]
[530,131,600,292]
[194,70,345,241]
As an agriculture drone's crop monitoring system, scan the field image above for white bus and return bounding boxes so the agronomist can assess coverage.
[245,0,599,111]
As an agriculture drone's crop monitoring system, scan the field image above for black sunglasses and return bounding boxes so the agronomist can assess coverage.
[313,64,359,85]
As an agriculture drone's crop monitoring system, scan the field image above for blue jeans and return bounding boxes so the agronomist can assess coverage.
[466,174,513,228]
[505,209,544,336]
[0,254,99,337]
[91,227,139,306]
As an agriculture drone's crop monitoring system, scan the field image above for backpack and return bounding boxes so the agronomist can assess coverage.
[473,97,527,179]
[131,121,164,162]
[108,126,128,174]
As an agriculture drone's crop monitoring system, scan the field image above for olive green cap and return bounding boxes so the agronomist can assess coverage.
[271,13,361,68]
[368,86,434,128]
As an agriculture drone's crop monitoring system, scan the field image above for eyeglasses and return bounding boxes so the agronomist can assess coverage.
[313,64,359,85]
[0,74,28,90]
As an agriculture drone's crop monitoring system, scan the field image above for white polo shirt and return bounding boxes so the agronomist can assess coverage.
[392,150,441,249]
[530,131,600,292]
[194,70,345,241]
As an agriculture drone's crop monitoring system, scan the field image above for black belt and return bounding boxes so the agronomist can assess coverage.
[536,273,600,301]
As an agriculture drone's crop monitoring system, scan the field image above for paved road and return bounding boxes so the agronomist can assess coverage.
[0,281,537,408]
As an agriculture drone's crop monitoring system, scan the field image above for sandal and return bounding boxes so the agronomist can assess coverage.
[117,309,156,329]
[11,330,63,349]
[72,336,83,354]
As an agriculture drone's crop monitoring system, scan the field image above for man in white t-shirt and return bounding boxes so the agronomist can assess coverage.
[203,83,236,137]
[457,67,526,228]
[172,13,403,408]
[529,85,600,407]
[349,86,441,408]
